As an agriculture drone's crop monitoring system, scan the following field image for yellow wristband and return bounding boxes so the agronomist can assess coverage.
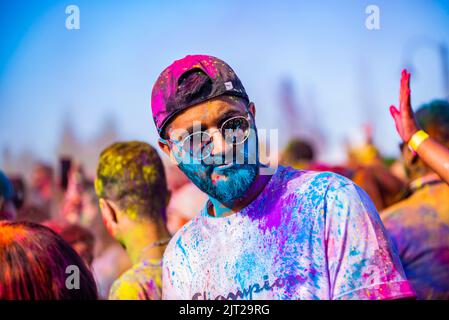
[408,130,429,152]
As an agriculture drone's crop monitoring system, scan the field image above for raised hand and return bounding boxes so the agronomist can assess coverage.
[389,69,420,143]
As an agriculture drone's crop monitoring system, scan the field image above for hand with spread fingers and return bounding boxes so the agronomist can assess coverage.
[389,69,420,143]
[389,69,449,185]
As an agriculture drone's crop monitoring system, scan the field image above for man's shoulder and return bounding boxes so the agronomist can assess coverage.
[280,167,379,223]
[109,262,162,300]
[119,261,161,283]
[277,166,354,196]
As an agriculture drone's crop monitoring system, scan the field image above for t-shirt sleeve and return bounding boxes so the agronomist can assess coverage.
[324,180,416,300]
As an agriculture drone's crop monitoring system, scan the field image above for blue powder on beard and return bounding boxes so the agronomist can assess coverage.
[178,161,257,204]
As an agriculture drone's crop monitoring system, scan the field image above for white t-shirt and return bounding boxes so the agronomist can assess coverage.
[162,166,415,300]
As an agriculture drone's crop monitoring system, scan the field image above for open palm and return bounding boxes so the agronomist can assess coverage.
[389,69,420,142]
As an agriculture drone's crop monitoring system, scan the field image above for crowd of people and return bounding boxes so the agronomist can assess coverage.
[1,56,449,300]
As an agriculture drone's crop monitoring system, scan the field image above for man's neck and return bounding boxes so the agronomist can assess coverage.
[209,170,273,218]
[123,221,170,265]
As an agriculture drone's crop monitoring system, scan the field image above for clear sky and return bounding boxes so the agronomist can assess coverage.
[1,0,449,165]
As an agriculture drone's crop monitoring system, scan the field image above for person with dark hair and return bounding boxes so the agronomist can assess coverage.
[280,138,315,167]
[29,163,56,211]
[95,141,171,300]
[0,221,98,300]
[0,171,16,221]
[20,162,61,223]
[152,55,414,300]
[8,175,26,210]
[382,70,449,299]
[60,224,95,267]
[43,220,95,268]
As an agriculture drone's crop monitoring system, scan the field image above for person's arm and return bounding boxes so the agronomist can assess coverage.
[390,69,449,185]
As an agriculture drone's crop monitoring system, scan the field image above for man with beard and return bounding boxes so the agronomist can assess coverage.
[152,55,415,300]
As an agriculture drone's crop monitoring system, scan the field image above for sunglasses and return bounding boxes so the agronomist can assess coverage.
[160,114,252,161]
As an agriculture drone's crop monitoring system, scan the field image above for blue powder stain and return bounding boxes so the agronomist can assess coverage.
[350,246,360,257]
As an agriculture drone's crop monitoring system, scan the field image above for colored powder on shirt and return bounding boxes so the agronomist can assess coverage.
[109,258,162,300]
[162,166,415,300]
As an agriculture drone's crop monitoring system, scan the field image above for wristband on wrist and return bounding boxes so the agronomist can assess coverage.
[408,130,429,153]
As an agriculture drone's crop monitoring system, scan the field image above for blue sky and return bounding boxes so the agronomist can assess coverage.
[1,0,449,164]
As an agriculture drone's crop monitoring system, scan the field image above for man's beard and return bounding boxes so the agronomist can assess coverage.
[178,161,258,204]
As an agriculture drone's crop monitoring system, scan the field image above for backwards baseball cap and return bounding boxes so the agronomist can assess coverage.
[151,54,249,136]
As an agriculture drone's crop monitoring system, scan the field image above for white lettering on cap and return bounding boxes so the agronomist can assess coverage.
[224,81,233,90]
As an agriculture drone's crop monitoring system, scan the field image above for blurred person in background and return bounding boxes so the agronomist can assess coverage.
[0,221,98,300]
[28,163,57,213]
[42,221,95,267]
[90,211,132,299]
[59,174,132,299]
[382,70,449,300]
[17,162,60,223]
[165,163,208,235]
[95,141,171,300]
[8,175,26,211]
[280,137,352,177]
[0,171,16,221]
[60,163,86,224]
[279,138,316,168]
[60,224,95,268]
[345,124,406,210]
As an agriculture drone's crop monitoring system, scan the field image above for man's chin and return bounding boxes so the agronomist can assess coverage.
[208,165,258,202]
[178,161,258,203]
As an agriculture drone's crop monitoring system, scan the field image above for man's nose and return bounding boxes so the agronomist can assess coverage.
[210,130,232,157]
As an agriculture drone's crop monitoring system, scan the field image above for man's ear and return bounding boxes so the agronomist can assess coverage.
[99,198,119,237]
[158,139,171,158]
[158,139,180,165]
[248,102,256,119]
